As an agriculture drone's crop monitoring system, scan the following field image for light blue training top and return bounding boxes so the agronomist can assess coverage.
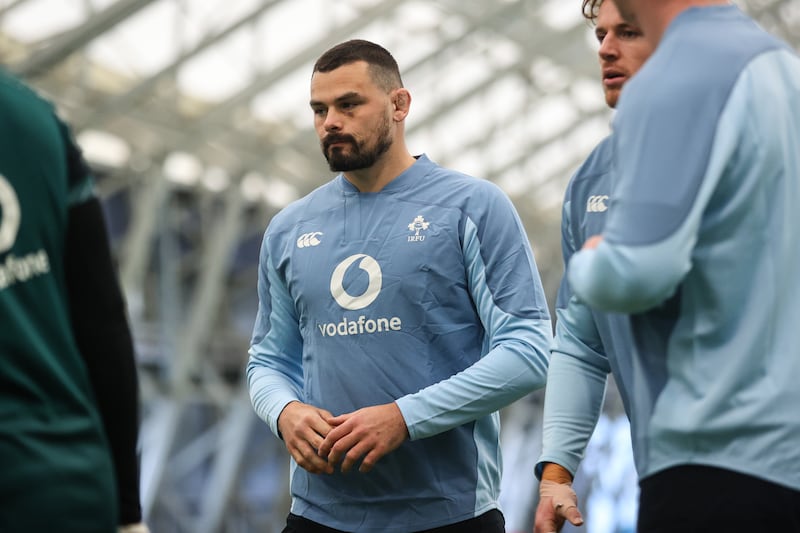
[248,154,552,532]
[569,5,800,489]
[537,137,666,479]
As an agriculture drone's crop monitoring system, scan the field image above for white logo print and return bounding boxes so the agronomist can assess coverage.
[0,174,51,291]
[297,232,323,248]
[586,195,609,213]
[407,215,429,242]
[0,175,21,253]
[330,254,382,310]
[320,254,402,337]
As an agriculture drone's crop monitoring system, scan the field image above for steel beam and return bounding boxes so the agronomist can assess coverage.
[12,0,158,78]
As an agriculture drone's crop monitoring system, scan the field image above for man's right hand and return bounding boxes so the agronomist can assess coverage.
[534,464,584,533]
[277,401,336,474]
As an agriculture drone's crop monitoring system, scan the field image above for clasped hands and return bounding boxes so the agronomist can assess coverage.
[277,401,409,474]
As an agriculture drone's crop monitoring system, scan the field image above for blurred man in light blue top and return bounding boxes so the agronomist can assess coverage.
[567,1,800,531]
[532,1,655,532]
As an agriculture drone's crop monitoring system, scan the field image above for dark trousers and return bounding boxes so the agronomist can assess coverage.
[282,509,504,533]
[638,465,800,533]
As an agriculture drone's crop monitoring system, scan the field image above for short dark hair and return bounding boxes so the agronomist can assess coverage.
[313,39,404,92]
[582,0,603,23]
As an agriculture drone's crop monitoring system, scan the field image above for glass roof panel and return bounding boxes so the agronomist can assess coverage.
[2,0,797,296]
[5,0,87,42]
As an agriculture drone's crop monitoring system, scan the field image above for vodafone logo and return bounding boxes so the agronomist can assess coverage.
[320,254,400,337]
[329,254,382,310]
[0,175,50,291]
[0,175,21,253]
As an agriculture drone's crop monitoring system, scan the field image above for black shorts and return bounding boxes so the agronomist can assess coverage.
[282,508,505,533]
[638,465,800,533]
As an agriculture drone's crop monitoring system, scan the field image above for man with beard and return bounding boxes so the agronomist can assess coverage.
[567,0,800,531]
[247,39,553,533]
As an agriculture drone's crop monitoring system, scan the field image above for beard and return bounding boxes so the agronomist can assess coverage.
[322,114,393,172]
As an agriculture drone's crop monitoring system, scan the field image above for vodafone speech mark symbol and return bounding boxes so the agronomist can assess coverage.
[330,254,382,310]
[0,176,21,253]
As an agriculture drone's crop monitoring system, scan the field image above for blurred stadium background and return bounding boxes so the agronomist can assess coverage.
[2,0,797,531]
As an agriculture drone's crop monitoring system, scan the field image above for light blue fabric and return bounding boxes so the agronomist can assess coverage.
[248,154,552,531]
[569,6,800,490]
[537,137,666,479]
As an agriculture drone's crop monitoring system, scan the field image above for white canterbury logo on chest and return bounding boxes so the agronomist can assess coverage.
[297,232,323,248]
[586,195,609,213]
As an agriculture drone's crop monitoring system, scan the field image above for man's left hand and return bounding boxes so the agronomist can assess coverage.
[317,402,409,473]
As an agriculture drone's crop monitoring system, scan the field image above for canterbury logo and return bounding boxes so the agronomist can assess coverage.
[297,232,323,248]
[586,195,609,213]
[0,175,21,253]
[330,254,382,310]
